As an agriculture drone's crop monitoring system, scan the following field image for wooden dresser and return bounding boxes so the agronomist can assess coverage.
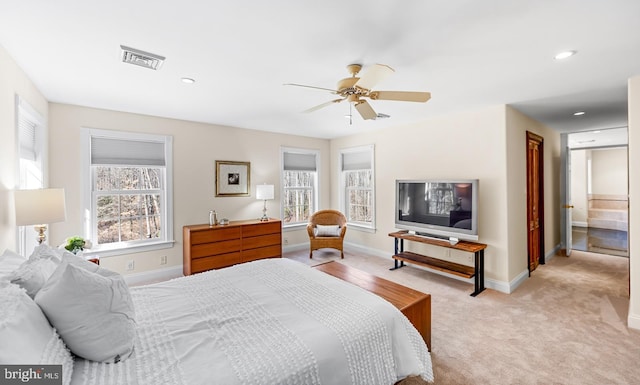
[183,218,282,275]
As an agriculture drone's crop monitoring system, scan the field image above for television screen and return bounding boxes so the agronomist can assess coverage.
[395,179,479,241]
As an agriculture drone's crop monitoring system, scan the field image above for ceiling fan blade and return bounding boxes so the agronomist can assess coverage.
[354,100,378,120]
[355,64,395,91]
[303,98,344,113]
[370,90,431,103]
[283,83,338,93]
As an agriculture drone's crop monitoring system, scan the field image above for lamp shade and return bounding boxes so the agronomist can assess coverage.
[15,188,67,226]
[256,184,274,200]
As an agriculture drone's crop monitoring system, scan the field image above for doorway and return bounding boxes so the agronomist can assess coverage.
[569,146,629,257]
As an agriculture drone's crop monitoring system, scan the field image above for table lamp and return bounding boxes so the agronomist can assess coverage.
[15,188,67,244]
[256,184,274,222]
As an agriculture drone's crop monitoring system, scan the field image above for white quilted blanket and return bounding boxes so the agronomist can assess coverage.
[71,258,433,385]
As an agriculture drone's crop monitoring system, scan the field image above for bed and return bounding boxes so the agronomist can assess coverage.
[1,246,433,385]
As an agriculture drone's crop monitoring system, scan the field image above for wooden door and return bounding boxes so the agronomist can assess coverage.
[526,132,545,272]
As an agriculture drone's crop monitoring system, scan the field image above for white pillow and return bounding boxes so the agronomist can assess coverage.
[29,243,63,262]
[0,249,26,281]
[35,262,136,363]
[316,224,341,237]
[0,282,73,385]
[9,254,59,298]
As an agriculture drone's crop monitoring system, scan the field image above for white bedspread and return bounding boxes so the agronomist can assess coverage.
[71,258,433,385]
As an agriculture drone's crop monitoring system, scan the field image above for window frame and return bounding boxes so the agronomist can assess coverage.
[15,95,46,256]
[280,147,320,229]
[339,144,376,232]
[81,128,174,257]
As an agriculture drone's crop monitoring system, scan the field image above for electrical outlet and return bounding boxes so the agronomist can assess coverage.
[284,238,289,245]
[160,256,167,265]
[126,260,135,271]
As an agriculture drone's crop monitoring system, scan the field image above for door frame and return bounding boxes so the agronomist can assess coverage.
[526,131,545,273]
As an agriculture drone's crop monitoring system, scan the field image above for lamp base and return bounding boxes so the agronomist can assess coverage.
[34,224,47,244]
[259,200,269,221]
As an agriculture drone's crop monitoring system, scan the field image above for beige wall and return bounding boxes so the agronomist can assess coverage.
[332,105,517,286]
[570,150,589,224]
[591,147,628,195]
[47,103,330,275]
[505,107,561,281]
[628,75,640,329]
[0,45,49,251]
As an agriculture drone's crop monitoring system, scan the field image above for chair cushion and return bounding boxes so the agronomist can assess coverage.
[316,224,341,237]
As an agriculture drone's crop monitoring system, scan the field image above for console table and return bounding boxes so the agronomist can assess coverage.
[183,219,282,275]
[388,231,487,297]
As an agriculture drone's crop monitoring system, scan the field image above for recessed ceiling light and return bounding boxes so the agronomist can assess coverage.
[593,130,601,134]
[573,111,585,116]
[181,77,195,84]
[554,50,577,60]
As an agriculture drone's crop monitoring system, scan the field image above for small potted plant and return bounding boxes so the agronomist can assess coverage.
[64,236,92,255]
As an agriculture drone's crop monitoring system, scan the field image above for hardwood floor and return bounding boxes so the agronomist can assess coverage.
[572,226,628,257]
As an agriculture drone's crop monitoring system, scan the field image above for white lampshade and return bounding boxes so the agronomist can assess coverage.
[256,184,275,200]
[15,188,67,226]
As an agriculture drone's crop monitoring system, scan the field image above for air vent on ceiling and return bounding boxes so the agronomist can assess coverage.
[120,45,165,70]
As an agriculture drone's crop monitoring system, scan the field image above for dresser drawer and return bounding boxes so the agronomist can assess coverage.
[191,239,241,259]
[242,244,282,263]
[192,252,241,273]
[242,221,280,237]
[243,233,281,250]
[191,227,241,245]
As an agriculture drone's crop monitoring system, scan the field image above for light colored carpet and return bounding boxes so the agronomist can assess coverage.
[285,247,640,384]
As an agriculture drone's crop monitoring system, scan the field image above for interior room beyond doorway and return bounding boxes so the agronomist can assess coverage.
[570,146,628,257]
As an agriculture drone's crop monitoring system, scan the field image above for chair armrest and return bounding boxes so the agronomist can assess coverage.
[339,224,347,238]
[306,223,316,238]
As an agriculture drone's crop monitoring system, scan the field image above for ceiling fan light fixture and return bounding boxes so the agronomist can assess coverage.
[554,50,577,60]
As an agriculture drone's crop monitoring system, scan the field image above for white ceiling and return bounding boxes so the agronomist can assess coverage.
[1,0,639,141]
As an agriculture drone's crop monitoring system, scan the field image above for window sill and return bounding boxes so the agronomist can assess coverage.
[283,223,308,231]
[82,240,175,258]
[347,223,376,234]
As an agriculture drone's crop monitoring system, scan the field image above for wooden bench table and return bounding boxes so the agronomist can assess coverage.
[313,261,431,350]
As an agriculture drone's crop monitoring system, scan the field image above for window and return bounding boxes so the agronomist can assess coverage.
[82,128,173,255]
[339,145,375,230]
[15,96,45,256]
[281,147,319,227]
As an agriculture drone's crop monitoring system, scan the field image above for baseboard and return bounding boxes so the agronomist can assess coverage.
[283,243,308,253]
[572,221,588,228]
[344,241,389,259]
[546,243,562,262]
[124,265,183,286]
[628,312,640,330]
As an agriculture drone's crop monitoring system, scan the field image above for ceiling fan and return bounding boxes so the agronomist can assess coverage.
[285,63,431,120]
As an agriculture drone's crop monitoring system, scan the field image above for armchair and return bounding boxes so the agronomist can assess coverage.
[307,209,347,259]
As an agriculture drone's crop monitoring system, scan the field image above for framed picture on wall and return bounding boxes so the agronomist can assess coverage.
[216,160,251,197]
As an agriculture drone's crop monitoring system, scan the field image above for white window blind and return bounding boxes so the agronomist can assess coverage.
[91,137,166,166]
[342,150,372,171]
[19,115,38,162]
[283,152,317,171]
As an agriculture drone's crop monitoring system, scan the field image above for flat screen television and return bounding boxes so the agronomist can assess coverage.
[395,179,479,241]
